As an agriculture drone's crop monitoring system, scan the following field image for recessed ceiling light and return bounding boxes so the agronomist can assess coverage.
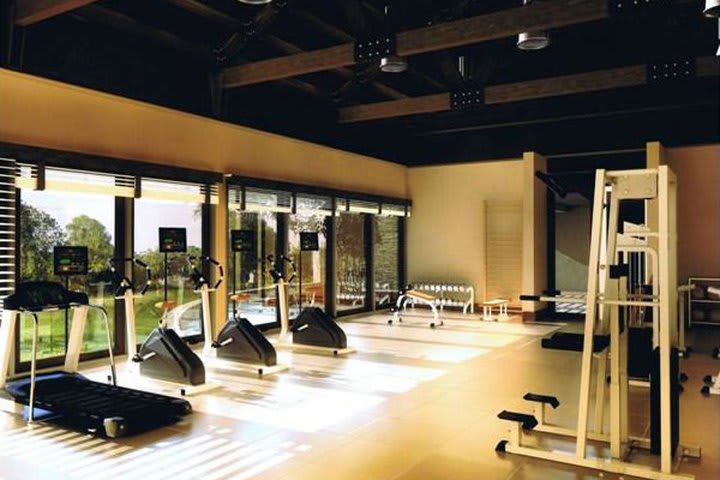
[237,0,272,5]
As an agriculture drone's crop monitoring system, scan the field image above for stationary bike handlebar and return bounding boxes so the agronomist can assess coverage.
[109,258,151,298]
[188,255,224,291]
[266,254,296,284]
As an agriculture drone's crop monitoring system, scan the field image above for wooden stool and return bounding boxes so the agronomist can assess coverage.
[482,299,509,321]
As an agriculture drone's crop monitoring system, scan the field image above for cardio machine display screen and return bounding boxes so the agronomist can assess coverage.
[159,228,187,253]
[300,232,320,251]
[231,230,256,253]
[53,246,89,276]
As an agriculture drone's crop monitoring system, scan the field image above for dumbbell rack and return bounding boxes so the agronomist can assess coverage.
[687,276,720,327]
[410,282,475,314]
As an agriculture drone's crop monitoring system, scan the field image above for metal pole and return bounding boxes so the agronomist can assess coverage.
[163,251,168,303]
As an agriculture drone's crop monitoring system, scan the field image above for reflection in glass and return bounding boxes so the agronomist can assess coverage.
[228,211,278,326]
[288,213,327,317]
[336,213,366,312]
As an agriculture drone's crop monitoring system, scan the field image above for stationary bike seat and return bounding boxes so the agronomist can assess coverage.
[155,300,177,311]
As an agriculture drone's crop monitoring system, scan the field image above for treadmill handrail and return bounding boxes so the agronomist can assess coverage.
[11,301,117,423]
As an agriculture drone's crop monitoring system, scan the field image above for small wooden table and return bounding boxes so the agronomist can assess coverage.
[482,299,509,321]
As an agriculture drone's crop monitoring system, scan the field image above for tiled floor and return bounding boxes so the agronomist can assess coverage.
[1,311,719,480]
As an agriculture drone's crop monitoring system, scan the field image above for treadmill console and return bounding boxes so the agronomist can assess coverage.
[231,230,256,253]
[53,246,89,276]
[159,228,187,253]
[300,232,320,251]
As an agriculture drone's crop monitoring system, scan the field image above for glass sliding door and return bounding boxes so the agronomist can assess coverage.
[19,188,116,360]
[228,210,278,326]
[336,213,367,313]
[374,216,400,308]
[133,198,203,342]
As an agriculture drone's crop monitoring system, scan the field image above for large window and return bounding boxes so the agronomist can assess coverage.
[19,189,116,361]
[336,213,367,312]
[133,198,203,342]
[288,212,327,317]
[228,211,277,326]
[227,180,408,319]
[374,216,400,308]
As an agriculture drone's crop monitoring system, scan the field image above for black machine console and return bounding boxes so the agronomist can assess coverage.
[53,246,89,276]
[159,227,187,253]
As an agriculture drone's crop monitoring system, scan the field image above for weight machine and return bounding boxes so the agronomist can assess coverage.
[497,167,702,480]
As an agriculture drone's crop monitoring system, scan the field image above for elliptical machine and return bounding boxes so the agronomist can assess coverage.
[268,254,354,356]
[190,253,287,377]
[111,227,218,396]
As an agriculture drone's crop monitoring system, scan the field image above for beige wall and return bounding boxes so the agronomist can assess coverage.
[666,144,720,281]
[0,69,407,198]
[407,159,523,302]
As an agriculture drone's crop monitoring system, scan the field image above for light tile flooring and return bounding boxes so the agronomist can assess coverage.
[0,311,719,480]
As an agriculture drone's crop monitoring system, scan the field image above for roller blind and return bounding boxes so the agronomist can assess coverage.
[0,158,15,315]
[14,165,218,204]
[228,185,293,213]
[380,203,409,217]
[141,178,219,205]
[16,164,136,198]
[296,194,332,215]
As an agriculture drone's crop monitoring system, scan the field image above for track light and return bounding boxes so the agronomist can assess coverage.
[237,0,272,5]
[517,0,550,50]
[379,2,408,73]
[705,0,720,17]
[380,55,408,73]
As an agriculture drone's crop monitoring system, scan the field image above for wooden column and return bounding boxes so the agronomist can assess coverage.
[522,151,548,320]
[211,179,228,333]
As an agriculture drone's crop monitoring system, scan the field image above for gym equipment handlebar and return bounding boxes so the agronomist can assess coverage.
[188,256,224,291]
[109,258,151,298]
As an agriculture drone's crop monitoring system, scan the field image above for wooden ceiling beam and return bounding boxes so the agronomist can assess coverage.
[162,0,239,28]
[289,9,354,42]
[223,0,608,88]
[264,35,406,100]
[15,0,99,26]
[337,57,720,123]
[72,5,212,60]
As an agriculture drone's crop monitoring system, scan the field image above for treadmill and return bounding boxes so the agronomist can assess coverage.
[0,247,191,438]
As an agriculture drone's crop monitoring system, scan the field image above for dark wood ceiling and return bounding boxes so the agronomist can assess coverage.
[2,0,718,165]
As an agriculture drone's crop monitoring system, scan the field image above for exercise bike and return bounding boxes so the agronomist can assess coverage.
[268,254,355,356]
[189,255,288,376]
[111,228,220,396]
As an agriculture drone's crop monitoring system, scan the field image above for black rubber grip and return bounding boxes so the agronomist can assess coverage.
[523,393,560,409]
[497,410,538,430]
[520,294,541,301]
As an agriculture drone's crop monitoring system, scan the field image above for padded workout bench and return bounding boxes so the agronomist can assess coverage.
[390,289,442,328]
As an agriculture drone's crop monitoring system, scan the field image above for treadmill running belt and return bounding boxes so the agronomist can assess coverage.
[6,372,191,437]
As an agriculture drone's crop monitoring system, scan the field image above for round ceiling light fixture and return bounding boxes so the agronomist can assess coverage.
[517,0,550,50]
[237,0,273,5]
[704,0,720,17]
[517,31,551,50]
[380,54,408,73]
